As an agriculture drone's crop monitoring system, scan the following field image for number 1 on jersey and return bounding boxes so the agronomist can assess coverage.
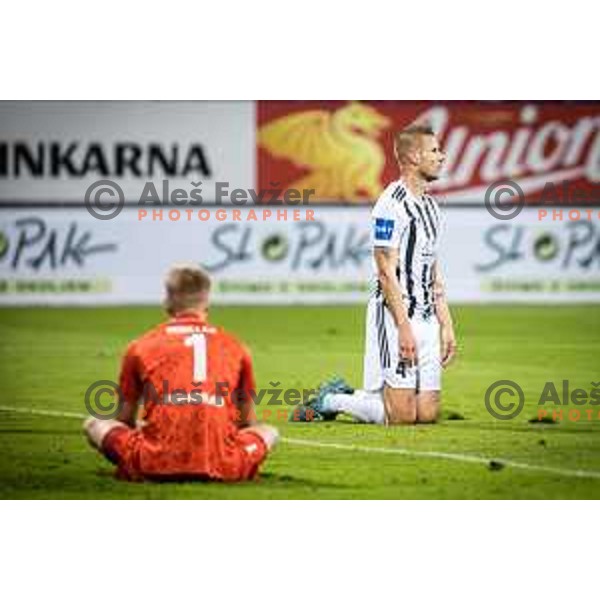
[185,333,207,382]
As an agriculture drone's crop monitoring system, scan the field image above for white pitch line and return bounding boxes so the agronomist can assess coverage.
[2,404,600,481]
[0,405,87,420]
[282,438,600,481]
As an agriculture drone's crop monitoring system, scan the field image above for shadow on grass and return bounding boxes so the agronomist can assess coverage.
[436,419,600,435]
[93,468,351,490]
[0,428,81,435]
[259,472,350,489]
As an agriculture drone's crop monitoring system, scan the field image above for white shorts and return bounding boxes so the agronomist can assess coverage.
[363,297,441,392]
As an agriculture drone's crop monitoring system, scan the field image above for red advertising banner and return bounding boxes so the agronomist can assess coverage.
[257,101,600,205]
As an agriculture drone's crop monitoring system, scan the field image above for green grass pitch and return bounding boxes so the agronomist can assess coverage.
[1,304,599,499]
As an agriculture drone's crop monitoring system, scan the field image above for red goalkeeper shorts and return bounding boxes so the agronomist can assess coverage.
[102,426,268,482]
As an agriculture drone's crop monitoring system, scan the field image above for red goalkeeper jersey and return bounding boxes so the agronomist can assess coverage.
[114,312,258,480]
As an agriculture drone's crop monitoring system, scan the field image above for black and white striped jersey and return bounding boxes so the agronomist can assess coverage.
[369,179,443,320]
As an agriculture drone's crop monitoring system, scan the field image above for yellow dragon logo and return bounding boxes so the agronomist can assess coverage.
[258,101,391,203]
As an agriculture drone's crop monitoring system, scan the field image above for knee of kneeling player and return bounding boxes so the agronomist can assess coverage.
[416,406,440,424]
[416,414,439,424]
[388,416,417,425]
[386,409,417,425]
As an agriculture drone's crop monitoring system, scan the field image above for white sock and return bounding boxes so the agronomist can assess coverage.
[325,389,385,424]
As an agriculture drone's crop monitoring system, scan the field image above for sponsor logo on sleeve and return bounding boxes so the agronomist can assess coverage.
[374,218,395,241]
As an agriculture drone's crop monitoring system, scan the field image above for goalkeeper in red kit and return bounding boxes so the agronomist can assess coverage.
[83,264,278,482]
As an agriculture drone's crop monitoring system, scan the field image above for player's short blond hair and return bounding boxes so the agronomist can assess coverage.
[164,263,211,315]
[393,124,435,164]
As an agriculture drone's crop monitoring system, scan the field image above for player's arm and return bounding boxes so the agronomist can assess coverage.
[235,347,258,428]
[432,260,456,367]
[374,246,417,366]
[116,344,142,426]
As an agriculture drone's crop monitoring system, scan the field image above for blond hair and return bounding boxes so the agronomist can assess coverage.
[164,263,211,315]
[393,124,435,164]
